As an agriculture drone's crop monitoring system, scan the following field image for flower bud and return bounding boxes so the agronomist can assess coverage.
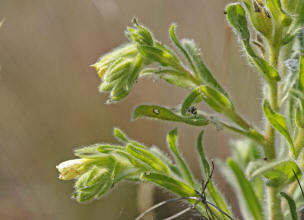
[91,43,138,79]
[56,159,89,180]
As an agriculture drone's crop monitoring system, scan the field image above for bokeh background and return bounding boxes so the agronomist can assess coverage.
[0,0,263,219]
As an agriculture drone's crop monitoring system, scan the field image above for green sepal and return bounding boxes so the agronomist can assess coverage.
[74,166,112,202]
[126,144,170,174]
[137,43,181,69]
[74,145,121,159]
[141,68,198,89]
[92,43,138,79]
[133,104,209,126]
[126,20,154,46]
[98,54,145,101]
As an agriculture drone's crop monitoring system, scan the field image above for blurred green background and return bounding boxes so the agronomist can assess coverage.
[0,0,262,219]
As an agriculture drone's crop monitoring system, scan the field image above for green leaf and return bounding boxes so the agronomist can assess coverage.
[181,87,203,115]
[295,103,304,128]
[141,172,196,197]
[133,104,209,126]
[141,68,198,89]
[182,39,229,97]
[126,144,170,174]
[169,24,199,77]
[230,139,261,168]
[291,89,304,103]
[149,146,182,177]
[196,130,210,177]
[96,146,150,170]
[196,131,233,219]
[246,159,301,186]
[226,3,280,82]
[241,0,272,38]
[167,128,195,186]
[263,99,295,155]
[226,3,250,41]
[280,55,300,106]
[227,159,263,220]
[280,192,299,220]
[113,127,129,143]
[184,85,233,114]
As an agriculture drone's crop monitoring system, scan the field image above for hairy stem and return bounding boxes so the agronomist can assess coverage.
[265,36,283,220]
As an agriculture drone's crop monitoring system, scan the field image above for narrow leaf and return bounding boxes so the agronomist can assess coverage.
[141,172,196,197]
[263,99,294,155]
[227,159,263,220]
[133,104,209,126]
[280,192,298,220]
[182,39,229,97]
[113,127,129,143]
[196,131,233,219]
[150,146,182,177]
[226,3,280,82]
[183,86,233,114]
[167,128,195,186]
[246,159,301,186]
[169,24,198,77]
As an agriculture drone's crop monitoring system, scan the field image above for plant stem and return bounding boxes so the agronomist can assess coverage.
[267,187,283,220]
[265,37,283,220]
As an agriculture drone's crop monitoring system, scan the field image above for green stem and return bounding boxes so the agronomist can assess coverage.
[267,187,283,220]
[226,111,252,130]
[265,31,284,220]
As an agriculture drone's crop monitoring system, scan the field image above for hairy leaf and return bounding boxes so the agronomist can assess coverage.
[280,192,298,220]
[141,172,196,197]
[126,144,170,174]
[196,131,233,219]
[167,128,195,186]
[263,99,294,155]
[227,159,263,220]
[133,104,209,126]
[246,159,301,186]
